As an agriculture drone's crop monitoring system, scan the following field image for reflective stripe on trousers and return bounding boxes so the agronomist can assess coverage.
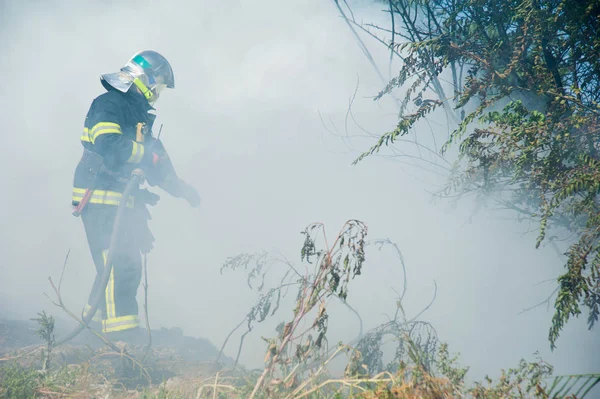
[103,250,116,321]
[100,250,141,333]
[102,315,140,333]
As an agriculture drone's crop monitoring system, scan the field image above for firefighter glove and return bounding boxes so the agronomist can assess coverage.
[136,189,160,206]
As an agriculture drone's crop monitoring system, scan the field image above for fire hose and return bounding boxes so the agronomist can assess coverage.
[55,168,145,347]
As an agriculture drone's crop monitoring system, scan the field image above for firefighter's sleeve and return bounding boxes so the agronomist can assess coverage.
[88,100,152,167]
[145,138,201,206]
[144,138,181,193]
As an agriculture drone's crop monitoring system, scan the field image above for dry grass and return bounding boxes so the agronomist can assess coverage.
[2,336,599,399]
[3,221,597,398]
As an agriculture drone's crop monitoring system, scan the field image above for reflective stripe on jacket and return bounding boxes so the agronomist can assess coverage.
[72,188,135,208]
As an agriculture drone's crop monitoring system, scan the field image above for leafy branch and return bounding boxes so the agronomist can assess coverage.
[343,0,600,348]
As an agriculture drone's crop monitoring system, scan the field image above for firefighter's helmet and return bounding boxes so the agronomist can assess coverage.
[100,50,175,106]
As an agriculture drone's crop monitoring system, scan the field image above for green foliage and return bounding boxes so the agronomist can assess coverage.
[467,355,553,399]
[435,343,468,387]
[355,0,600,349]
[31,312,55,345]
[31,311,55,371]
[0,364,41,399]
[547,373,600,398]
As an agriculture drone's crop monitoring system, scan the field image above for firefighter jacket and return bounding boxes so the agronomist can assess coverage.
[72,85,185,208]
[73,85,154,200]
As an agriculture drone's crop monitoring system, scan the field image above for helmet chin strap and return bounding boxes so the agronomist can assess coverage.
[133,77,155,103]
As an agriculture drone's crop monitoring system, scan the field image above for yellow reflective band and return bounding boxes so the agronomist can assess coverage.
[102,315,140,333]
[81,128,92,143]
[72,188,134,208]
[127,141,145,163]
[90,122,122,144]
[102,250,116,320]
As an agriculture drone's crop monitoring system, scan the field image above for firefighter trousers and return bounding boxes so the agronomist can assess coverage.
[80,203,152,334]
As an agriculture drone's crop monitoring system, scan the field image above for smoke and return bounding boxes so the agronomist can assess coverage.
[0,0,597,382]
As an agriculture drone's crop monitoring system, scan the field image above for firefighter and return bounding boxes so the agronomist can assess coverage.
[73,50,200,341]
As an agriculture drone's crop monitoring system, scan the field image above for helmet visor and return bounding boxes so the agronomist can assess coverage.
[149,83,168,105]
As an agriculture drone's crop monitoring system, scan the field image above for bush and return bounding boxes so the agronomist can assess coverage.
[0,363,40,399]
